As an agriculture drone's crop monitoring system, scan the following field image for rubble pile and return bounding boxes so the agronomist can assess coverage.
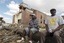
[0,27,23,43]
[0,26,64,43]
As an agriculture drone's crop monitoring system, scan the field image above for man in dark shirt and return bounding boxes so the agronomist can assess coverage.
[21,14,39,43]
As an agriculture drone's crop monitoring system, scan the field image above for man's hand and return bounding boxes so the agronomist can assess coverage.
[52,24,64,33]
[52,29,56,33]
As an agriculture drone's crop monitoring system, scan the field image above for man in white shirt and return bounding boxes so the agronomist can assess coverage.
[45,8,64,43]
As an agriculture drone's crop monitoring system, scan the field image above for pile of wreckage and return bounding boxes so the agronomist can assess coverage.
[0,26,24,43]
[0,26,64,43]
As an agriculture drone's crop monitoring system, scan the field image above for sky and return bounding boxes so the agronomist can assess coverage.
[0,0,22,23]
[0,0,64,23]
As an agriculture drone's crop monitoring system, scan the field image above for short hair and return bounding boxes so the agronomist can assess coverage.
[50,8,56,11]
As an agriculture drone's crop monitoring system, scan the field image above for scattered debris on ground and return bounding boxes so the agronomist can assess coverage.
[0,26,64,43]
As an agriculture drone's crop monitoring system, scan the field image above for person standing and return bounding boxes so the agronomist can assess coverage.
[0,17,5,29]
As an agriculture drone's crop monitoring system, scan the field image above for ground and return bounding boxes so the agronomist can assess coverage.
[0,27,64,43]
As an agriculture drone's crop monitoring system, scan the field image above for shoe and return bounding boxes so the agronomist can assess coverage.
[17,37,24,43]
[17,40,22,42]
[29,40,33,43]
[21,37,24,41]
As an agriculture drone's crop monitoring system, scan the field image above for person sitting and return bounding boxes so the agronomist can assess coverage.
[44,8,64,43]
[21,14,39,43]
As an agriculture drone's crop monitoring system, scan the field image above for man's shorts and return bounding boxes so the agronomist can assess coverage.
[25,28,38,34]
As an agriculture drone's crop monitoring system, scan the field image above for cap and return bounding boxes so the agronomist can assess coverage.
[30,14,36,16]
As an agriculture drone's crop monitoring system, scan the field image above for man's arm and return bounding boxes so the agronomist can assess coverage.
[45,17,49,32]
[45,24,49,32]
[53,16,64,32]
[28,20,32,29]
[53,24,64,32]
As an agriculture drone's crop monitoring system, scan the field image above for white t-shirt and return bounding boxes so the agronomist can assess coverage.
[45,16,64,33]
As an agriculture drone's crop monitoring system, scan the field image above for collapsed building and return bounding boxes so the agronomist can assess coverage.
[13,2,47,28]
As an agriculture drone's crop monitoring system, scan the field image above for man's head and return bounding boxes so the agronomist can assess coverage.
[50,8,56,16]
[30,14,36,20]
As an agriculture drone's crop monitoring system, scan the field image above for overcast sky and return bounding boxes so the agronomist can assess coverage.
[23,0,64,16]
[0,0,64,23]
